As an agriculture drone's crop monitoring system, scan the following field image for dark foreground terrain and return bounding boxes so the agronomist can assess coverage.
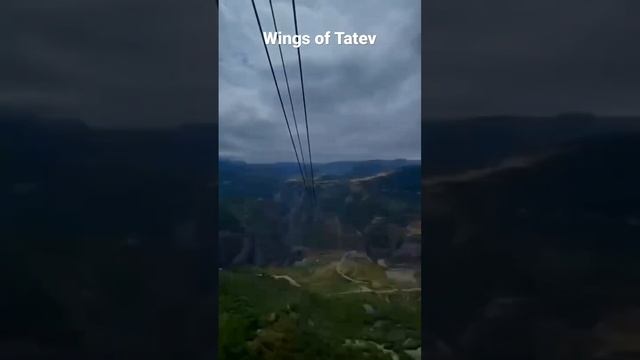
[1,110,217,359]
[218,156,422,359]
[422,114,640,360]
[3,110,640,359]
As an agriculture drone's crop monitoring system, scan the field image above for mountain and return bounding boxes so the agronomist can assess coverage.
[218,158,420,200]
[218,161,421,267]
[422,113,640,176]
[423,132,640,359]
[1,110,217,358]
[217,161,422,360]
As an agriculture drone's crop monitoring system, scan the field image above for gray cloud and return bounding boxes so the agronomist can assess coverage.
[423,0,640,118]
[0,0,218,127]
[8,0,635,162]
[219,0,421,163]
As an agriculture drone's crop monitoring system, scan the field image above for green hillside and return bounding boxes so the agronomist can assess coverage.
[219,252,421,360]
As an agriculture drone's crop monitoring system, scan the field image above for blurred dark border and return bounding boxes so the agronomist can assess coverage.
[0,3,219,359]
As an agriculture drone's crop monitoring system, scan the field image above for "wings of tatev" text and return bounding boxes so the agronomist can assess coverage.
[262,31,377,48]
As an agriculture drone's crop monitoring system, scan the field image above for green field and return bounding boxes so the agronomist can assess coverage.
[219,252,421,360]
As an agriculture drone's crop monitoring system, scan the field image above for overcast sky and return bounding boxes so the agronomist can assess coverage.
[2,0,640,161]
[1,0,218,127]
[423,0,640,119]
[219,0,421,163]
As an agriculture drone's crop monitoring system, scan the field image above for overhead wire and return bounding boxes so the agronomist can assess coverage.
[250,0,307,186]
[291,0,317,201]
[267,0,308,182]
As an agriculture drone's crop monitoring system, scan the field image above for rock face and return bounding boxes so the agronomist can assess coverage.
[364,217,404,261]
[281,184,314,247]
[422,133,640,360]
[218,231,244,267]
[219,164,421,267]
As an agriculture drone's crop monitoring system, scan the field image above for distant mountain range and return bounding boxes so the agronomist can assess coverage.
[422,112,640,175]
[422,121,640,358]
[218,158,420,200]
[3,108,640,358]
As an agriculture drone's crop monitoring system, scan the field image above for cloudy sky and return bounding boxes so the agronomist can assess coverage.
[2,0,640,159]
[1,0,218,127]
[219,0,421,163]
[423,0,640,118]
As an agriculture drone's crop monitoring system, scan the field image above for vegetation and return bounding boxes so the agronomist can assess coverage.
[219,254,421,360]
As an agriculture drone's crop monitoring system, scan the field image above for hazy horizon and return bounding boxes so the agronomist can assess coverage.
[219,156,421,165]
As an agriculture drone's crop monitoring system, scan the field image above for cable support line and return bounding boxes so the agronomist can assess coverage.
[251,0,307,186]
[267,0,308,181]
[291,0,316,201]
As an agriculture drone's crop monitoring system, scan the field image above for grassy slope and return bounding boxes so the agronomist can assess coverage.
[219,254,420,360]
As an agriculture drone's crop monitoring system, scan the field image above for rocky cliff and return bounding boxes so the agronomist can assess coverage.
[218,163,421,267]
